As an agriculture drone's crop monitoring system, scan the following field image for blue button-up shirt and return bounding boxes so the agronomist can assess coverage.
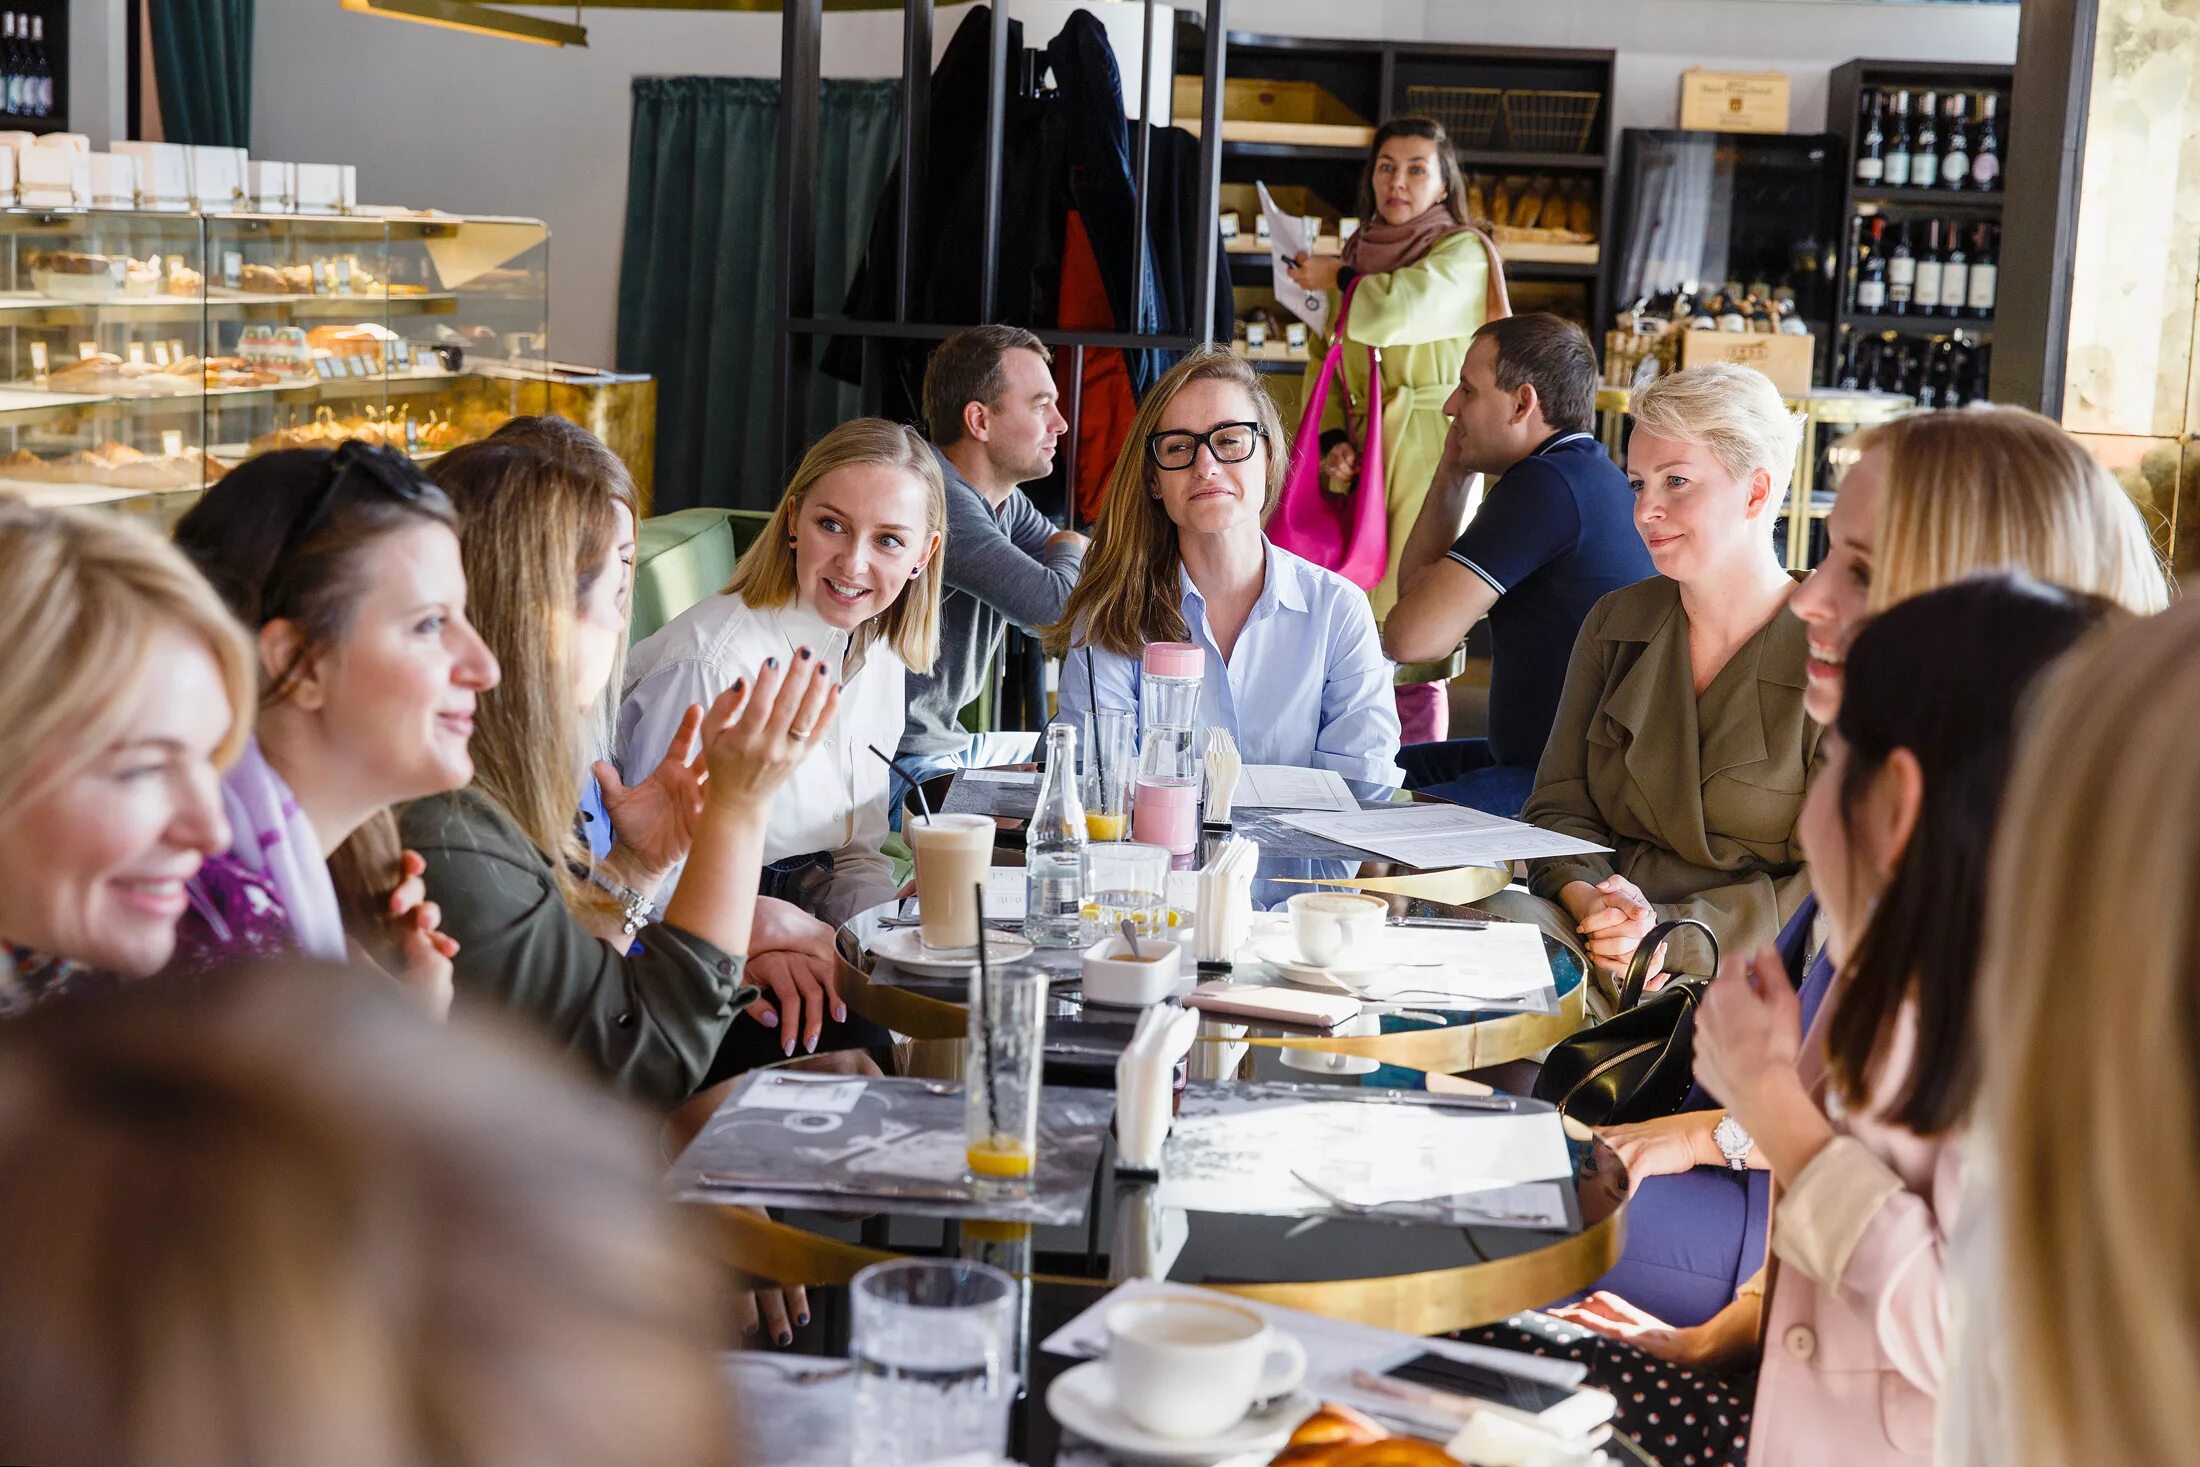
[1058,539,1404,788]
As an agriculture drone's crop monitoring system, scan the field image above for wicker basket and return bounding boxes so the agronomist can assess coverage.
[1501,89,1601,154]
[1405,84,1502,149]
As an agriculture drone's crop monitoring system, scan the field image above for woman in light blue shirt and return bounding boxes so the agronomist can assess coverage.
[1050,348,1402,788]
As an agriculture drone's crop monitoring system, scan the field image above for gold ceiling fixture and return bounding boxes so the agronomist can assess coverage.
[339,0,589,48]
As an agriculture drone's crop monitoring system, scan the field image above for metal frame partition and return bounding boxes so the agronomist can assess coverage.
[769,0,1234,483]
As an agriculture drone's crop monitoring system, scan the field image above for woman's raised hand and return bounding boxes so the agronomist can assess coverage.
[697,649,840,815]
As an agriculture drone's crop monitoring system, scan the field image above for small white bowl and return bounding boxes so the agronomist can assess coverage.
[1081,935,1185,1007]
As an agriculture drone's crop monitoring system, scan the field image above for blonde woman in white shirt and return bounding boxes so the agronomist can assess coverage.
[619,420,945,927]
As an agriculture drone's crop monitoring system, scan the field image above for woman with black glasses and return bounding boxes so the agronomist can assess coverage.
[170,443,501,1010]
[1050,347,1402,786]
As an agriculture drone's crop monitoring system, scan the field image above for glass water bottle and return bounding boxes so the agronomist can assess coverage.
[1023,723,1089,948]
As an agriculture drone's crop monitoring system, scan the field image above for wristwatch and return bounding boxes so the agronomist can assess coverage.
[588,869,658,937]
[1713,1114,1754,1171]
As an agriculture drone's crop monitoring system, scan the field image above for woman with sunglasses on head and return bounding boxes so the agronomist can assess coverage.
[619,419,946,929]
[171,444,501,1015]
[417,436,864,1110]
[1050,347,1403,786]
[0,504,256,1011]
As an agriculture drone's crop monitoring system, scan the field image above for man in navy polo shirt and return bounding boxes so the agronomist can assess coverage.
[1383,313,1653,815]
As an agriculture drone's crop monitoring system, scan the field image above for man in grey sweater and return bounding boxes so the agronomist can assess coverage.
[891,325,1088,825]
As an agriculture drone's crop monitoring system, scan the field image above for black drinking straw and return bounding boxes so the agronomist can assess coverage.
[972,880,1001,1138]
[868,743,933,824]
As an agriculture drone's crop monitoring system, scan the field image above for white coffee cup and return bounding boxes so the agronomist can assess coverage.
[1104,1296,1307,1440]
[1287,891,1385,968]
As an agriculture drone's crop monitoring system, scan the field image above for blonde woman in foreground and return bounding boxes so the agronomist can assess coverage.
[1944,598,2200,1467]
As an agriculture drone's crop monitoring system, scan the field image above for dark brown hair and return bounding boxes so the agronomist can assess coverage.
[1825,575,2116,1133]
[1357,116,1470,226]
[922,323,1051,445]
[0,961,731,1467]
[173,445,462,949]
[1472,313,1597,435]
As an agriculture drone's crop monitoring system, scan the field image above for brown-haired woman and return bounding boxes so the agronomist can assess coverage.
[171,443,501,1013]
[619,418,946,927]
[0,503,255,1005]
[1049,347,1401,784]
[405,437,840,1109]
[0,960,732,1467]
[1283,114,1510,742]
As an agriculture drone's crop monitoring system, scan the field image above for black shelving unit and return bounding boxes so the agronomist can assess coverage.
[1826,58,2012,395]
[1172,23,1618,345]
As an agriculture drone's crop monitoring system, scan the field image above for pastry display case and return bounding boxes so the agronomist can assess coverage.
[0,207,550,523]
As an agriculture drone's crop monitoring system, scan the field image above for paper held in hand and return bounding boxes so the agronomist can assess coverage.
[1259,180,1331,337]
[1276,802,1612,868]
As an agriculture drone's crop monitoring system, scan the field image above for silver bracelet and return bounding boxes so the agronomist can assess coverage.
[587,868,658,936]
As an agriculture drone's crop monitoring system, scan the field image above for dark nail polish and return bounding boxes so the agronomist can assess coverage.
[765,656,778,669]
[776,1331,793,1347]
[732,678,745,692]
[815,662,828,677]
[798,647,812,661]
[797,1313,811,1327]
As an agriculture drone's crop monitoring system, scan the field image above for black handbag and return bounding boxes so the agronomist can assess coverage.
[1532,919,1720,1127]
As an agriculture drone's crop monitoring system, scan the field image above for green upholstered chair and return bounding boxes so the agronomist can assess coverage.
[629,508,773,644]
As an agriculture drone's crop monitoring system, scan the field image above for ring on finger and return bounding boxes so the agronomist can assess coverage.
[789,724,815,740]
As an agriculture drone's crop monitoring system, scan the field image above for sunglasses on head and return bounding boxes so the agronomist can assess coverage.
[260,440,437,618]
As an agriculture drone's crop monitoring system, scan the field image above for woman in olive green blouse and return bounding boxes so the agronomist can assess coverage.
[1519,363,1820,1004]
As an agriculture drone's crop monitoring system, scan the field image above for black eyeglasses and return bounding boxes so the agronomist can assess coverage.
[260,440,436,617]
[1145,421,1267,472]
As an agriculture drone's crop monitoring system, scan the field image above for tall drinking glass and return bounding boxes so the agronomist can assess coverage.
[908,813,996,955]
[1083,708,1136,842]
[965,963,1046,1189]
[849,1258,1019,1466]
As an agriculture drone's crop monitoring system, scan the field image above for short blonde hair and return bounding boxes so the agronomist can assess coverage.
[1631,362,1805,511]
[0,501,254,812]
[1857,404,2170,616]
[1981,598,2200,1467]
[725,418,946,674]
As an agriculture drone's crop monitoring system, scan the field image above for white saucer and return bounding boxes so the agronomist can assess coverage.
[870,925,1036,976]
[1044,1359,1312,1464]
[1252,937,1393,991]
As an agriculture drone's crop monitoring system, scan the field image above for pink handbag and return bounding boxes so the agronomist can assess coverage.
[1268,280,1389,589]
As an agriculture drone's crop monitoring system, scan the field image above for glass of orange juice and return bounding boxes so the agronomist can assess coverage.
[965,962,1046,1192]
[1082,709,1136,841]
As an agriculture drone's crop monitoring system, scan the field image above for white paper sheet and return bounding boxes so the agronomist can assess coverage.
[958,769,1038,786]
[1253,917,1557,1009]
[1233,763,1360,813]
[1259,180,1331,337]
[1278,802,1610,868]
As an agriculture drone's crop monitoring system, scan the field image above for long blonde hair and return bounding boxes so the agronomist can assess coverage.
[0,960,730,1467]
[0,500,254,813]
[428,439,624,909]
[725,418,946,674]
[1980,598,2200,1467]
[1861,404,2169,615]
[1046,347,1288,658]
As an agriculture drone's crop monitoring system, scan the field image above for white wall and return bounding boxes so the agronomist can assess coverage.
[247,0,2018,366]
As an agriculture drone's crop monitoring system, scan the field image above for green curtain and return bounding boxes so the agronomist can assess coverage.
[617,76,900,513]
[150,0,253,148]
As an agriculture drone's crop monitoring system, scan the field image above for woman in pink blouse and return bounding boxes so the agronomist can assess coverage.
[1689,577,2114,1466]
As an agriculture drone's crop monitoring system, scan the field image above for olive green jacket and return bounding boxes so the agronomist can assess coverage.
[1518,576,1821,993]
[402,788,758,1110]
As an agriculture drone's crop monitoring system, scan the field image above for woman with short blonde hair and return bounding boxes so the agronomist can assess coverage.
[621,418,945,926]
[0,503,255,997]
[1943,599,2200,1467]
[1050,347,1402,787]
[1515,361,1817,995]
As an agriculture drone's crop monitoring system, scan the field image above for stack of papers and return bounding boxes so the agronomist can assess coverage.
[1230,764,1361,813]
[1278,802,1610,868]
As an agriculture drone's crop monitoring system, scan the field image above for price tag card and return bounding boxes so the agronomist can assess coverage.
[76,340,96,361]
[221,250,243,288]
[313,356,341,380]
[167,338,187,364]
[160,429,184,458]
[150,341,172,366]
[28,341,47,375]
[126,341,146,367]
[345,353,373,378]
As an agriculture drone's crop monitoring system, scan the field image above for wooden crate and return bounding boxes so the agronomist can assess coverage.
[1679,330,1816,396]
[1679,69,1792,134]
[1173,76,1374,148]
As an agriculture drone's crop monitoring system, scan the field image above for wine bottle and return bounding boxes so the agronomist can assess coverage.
[1967,222,1998,318]
[1837,332,1862,391]
[1972,94,2002,191]
[2,14,19,118]
[1940,94,1971,190]
[1857,219,1889,314]
[1939,222,1970,319]
[30,15,49,119]
[1913,220,1944,315]
[1856,90,1885,185]
[1912,92,1939,191]
[1884,90,1913,188]
[1887,221,1916,315]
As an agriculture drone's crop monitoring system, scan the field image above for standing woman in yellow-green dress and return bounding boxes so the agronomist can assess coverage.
[1285,115,1508,745]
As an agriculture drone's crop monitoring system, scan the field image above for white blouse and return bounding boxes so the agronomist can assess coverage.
[617,593,901,925]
